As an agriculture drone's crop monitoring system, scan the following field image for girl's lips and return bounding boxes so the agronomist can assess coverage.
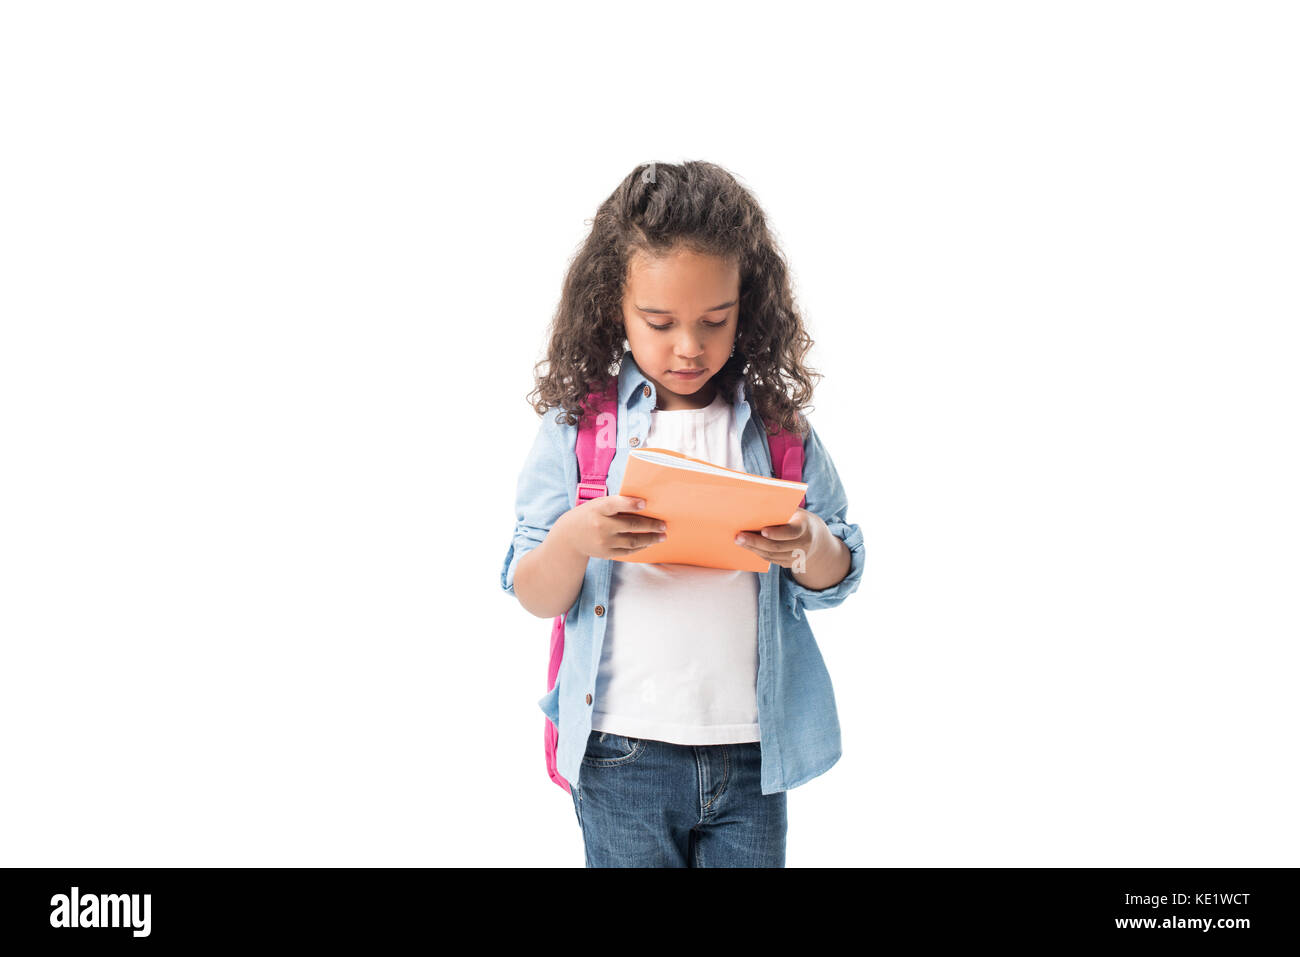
[669,369,705,378]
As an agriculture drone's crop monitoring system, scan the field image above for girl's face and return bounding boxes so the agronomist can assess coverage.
[622,247,740,412]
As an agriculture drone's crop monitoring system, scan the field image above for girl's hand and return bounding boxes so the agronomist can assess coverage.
[734,508,824,571]
[555,495,668,560]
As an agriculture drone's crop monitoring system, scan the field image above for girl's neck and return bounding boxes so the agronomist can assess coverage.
[656,381,717,412]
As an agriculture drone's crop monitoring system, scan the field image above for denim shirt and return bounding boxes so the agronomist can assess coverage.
[500,351,865,794]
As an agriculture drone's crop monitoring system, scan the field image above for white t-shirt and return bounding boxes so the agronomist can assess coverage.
[590,390,761,745]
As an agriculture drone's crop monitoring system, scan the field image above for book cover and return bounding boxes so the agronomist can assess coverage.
[614,447,809,572]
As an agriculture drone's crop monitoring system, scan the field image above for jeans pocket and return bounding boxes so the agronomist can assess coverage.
[581,730,647,768]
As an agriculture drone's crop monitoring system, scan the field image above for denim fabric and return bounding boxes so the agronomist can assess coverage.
[501,350,866,795]
[570,729,786,867]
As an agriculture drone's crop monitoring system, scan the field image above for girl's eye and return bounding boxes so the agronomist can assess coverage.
[649,320,728,331]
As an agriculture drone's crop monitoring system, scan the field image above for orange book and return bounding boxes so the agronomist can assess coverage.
[614,447,809,572]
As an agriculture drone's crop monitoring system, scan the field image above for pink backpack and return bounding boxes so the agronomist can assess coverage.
[544,380,807,792]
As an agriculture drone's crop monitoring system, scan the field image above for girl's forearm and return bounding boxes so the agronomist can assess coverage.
[790,521,851,592]
[511,516,591,619]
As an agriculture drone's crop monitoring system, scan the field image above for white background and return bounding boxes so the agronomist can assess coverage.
[2,1,1296,867]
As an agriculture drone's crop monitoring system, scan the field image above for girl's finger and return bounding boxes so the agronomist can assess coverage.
[735,537,774,558]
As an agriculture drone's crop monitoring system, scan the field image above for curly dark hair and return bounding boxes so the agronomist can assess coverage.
[525,160,821,437]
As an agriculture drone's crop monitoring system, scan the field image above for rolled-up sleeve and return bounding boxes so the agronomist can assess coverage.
[779,422,865,620]
[500,410,576,598]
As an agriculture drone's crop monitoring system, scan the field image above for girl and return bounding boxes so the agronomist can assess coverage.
[500,160,865,867]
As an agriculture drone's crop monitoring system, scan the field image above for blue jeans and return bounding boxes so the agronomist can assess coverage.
[569,729,787,867]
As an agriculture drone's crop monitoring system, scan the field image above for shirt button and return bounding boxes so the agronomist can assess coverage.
[586,693,593,705]
[643,385,651,397]
[630,437,640,447]
[594,604,605,616]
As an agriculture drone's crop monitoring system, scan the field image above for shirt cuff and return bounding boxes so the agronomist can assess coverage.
[500,539,537,597]
[780,521,865,621]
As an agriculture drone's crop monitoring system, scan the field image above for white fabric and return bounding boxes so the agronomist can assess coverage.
[590,390,761,744]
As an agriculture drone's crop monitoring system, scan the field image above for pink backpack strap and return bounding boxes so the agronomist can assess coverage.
[764,415,807,509]
[574,380,620,507]
[545,378,619,793]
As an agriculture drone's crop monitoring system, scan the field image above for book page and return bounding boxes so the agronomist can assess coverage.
[630,449,806,489]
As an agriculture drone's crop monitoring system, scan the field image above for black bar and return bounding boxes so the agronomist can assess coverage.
[0,867,1294,946]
